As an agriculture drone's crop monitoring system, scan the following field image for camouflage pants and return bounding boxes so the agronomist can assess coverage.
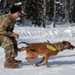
[0,35,18,60]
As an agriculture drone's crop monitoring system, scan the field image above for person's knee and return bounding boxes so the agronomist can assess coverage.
[1,36,14,48]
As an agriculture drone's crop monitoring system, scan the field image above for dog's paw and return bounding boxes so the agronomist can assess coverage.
[35,64,39,67]
[46,65,50,68]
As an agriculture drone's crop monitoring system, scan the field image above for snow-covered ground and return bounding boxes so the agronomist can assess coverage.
[0,23,75,75]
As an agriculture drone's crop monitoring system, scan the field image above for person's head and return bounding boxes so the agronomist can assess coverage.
[10,5,21,19]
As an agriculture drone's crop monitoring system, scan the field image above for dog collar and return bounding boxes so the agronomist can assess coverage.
[46,44,56,51]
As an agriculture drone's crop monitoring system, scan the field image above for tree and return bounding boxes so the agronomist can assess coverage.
[53,0,56,27]
[42,0,46,28]
[69,0,75,23]
[46,0,54,21]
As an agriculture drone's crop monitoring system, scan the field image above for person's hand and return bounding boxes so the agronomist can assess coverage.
[12,32,19,38]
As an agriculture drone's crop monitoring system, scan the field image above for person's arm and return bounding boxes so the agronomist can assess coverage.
[7,32,19,38]
[0,16,19,38]
[12,32,19,38]
[0,17,13,37]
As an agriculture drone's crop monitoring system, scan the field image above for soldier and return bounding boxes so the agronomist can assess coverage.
[0,5,22,68]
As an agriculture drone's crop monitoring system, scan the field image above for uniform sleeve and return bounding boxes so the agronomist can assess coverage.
[0,17,13,37]
[7,32,13,37]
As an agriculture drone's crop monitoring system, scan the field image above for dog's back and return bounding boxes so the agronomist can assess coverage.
[26,42,59,56]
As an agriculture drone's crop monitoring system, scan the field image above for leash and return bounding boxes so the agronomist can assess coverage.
[18,42,30,45]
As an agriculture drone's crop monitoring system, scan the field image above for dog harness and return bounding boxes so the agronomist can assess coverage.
[46,44,56,51]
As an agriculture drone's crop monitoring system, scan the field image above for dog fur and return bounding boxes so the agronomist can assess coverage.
[19,41,75,67]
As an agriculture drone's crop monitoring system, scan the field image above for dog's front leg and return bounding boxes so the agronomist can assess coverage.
[25,57,34,65]
[35,57,45,66]
[45,55,50,67]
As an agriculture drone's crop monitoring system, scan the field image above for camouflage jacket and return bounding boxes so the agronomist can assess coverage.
[0,13,16,37]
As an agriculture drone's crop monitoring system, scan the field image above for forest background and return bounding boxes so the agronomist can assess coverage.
[0,0,75,28]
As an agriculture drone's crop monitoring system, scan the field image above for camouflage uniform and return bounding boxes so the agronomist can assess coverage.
[0,13,18,60]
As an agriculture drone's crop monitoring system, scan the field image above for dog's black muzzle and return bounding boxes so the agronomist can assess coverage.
[70,45,75,50]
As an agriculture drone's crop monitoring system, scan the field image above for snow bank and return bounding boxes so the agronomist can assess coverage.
[14,26,75,43]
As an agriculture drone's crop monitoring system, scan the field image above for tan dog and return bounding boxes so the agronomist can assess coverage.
[19,41,75,67]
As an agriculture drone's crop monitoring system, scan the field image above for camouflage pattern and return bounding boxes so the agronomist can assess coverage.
[0,14,16,36]
[0,14,18,60]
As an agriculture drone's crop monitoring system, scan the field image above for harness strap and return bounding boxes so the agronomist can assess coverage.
[46,44,56,51]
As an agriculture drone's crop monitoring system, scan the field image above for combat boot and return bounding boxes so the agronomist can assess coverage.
[12,57,22,64]
[4,59,19,69]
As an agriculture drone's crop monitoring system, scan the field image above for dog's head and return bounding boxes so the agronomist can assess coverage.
[62,41,75,50]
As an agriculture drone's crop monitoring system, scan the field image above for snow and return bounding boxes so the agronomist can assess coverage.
[0,23,75,75]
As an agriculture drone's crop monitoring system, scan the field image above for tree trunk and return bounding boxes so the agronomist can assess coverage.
[42,0,46,28]
[53,0,56,27]
[69,0,74,23]
[63,0,68,22]
[4,0,7,7]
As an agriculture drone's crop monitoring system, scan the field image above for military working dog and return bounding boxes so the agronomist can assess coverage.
[19,41,75,67]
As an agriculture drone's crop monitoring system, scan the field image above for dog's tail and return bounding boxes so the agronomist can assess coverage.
[19,47,29,52]
[19,47,36,52]
[18,42,30,45]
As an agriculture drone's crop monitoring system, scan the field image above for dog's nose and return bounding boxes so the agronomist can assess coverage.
[73,45,75,48]
[71,45,75,49]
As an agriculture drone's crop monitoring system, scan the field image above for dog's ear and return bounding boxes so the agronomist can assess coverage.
[62,41,67,44]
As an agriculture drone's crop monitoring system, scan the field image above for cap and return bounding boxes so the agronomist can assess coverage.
[10,5,21,14]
